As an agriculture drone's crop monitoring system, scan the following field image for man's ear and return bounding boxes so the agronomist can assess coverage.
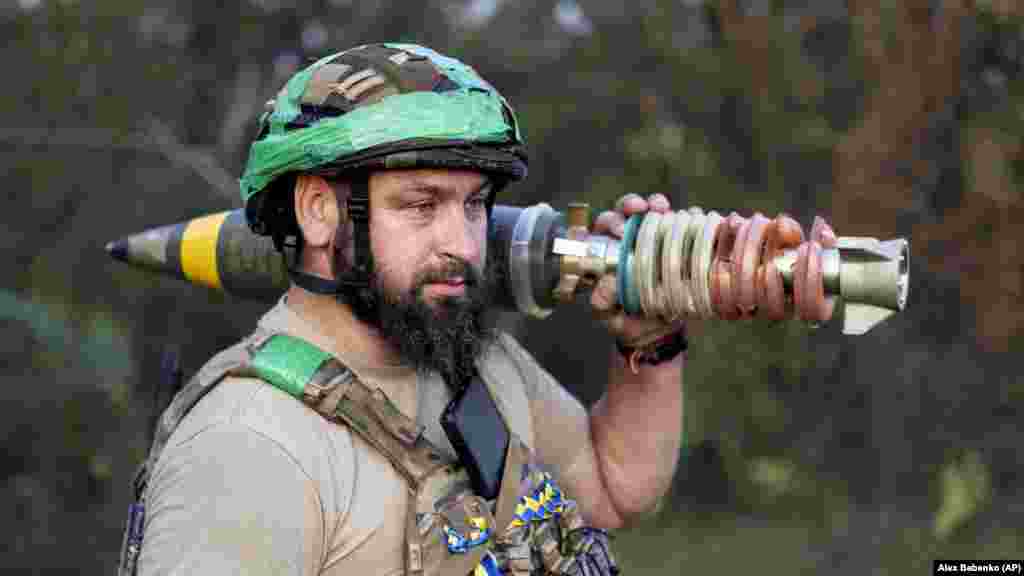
[293,174,340,249]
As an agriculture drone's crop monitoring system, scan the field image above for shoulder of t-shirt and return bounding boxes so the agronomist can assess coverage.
[140,415,332,575]
[158,373,357,507]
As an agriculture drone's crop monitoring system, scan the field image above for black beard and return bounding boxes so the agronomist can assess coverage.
[336,250,498,390]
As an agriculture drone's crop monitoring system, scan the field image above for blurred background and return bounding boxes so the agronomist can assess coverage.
[2,0,1022,573]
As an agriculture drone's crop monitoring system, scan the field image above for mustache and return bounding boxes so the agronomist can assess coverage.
[415,259,482,287]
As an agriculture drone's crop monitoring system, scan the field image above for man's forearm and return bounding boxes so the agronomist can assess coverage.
[588,345,684,520]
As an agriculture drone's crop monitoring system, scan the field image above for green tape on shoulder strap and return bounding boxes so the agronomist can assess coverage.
[248,334,331,398]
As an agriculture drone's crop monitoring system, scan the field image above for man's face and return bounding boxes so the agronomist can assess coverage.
[335,168,498,388]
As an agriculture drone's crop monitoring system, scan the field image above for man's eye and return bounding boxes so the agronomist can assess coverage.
[466,196,487,212]
[410,201,436,214]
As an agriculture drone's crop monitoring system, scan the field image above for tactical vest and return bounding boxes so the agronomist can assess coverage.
[118,328,618,576]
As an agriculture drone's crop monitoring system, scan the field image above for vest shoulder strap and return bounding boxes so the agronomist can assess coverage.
[236,332,453,490]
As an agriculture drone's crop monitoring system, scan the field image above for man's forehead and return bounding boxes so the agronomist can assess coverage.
[372,168,490,194]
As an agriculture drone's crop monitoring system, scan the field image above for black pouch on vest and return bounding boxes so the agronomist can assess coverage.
[441,372,509,501]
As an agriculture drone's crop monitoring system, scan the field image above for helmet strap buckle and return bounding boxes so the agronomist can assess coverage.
[346,173,372,287]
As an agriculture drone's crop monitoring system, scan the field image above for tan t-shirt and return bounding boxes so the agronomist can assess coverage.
[137,296,590,575]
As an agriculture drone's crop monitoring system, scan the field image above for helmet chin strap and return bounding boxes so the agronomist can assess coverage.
[286,173,373,296]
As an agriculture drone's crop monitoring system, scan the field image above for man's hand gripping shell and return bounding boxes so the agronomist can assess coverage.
[590,193,839,347]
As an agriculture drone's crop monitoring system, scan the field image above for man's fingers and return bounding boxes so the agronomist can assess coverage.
[610,193,670,230]
[603,193,671,240]
[593,210,625,237]
[591,273,618,313]
[615,194,647,216]
[647,193,671,213]
[591,274,629,335]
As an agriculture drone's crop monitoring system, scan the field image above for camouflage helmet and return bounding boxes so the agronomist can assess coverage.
[240,43,528,237]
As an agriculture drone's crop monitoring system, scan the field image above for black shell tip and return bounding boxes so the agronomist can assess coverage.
[105,239,128,262]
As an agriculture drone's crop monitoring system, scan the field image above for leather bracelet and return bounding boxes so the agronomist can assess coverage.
[615,329,688,375]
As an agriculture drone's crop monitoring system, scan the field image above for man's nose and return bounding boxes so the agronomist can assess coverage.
[435,205,481,263]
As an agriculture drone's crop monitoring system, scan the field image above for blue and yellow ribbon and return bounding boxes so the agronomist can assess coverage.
[510,472,566,528]
[444,515,492,554]
[473,552,502,576]
[448,472,572,575]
